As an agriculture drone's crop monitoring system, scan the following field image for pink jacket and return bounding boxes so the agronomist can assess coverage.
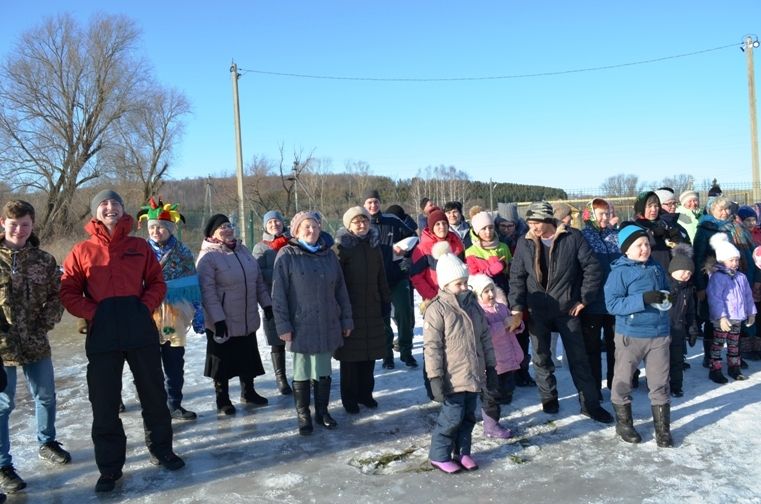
[480,301,524,374]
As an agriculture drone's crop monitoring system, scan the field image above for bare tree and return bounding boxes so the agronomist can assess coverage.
[660,174,695,196]
[600,174,640,197]
[0,13,147,238]
[108,86,191,200]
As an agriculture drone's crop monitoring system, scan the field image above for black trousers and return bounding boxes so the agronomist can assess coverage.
[339,360,376,406]
[580,313,616,399]
[528,313,601,410]
[87,346,173,475]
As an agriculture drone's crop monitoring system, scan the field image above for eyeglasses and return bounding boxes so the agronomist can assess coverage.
[662,202,677,208]
[218,223,233,230]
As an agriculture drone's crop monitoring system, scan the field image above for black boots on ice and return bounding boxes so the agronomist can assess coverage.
[612,403,641,444]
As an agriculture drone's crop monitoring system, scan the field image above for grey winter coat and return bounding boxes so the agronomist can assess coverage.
[423,290,496,394]
[272,238,353,354]
[196,240,272,338]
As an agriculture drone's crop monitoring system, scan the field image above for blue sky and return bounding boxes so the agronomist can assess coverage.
[1,2,759,191]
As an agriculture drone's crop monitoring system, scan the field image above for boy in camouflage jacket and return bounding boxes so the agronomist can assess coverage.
[0,200,68,494]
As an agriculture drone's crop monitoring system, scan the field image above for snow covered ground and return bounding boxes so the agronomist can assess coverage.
[6,311,761,503]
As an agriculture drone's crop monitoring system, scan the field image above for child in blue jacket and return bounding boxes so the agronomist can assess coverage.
[604,223,673,448]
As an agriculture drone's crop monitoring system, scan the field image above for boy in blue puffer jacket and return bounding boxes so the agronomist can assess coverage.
[604,223,673,448]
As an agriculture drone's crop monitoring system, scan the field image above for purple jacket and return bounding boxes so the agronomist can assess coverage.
[480,301,524,374]
[707,265,757,322]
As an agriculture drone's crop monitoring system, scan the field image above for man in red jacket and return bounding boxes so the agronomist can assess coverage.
[60,190,184,493]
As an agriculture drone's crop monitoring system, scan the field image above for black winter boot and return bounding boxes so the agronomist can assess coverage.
[612,403,642,443]
[728,367,747,381]
[709,369,728,384]
[240,376,269,406]
[215,380,235,415]
[271,349,292,395]
[292,381,313,435]
[313,377,337,429]
[651,404,673,448]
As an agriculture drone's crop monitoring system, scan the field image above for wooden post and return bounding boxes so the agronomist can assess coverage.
[745,36,760,201]
[230,62,246,244]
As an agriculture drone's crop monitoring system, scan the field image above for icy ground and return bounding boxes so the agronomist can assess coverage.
[6,312,761,503]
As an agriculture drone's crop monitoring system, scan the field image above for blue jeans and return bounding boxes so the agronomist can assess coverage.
[429,391,478,462]
[0,357,57,466]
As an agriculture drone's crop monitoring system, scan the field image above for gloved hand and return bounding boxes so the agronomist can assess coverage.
[486,256,505,276]
[485,366,498,393]
[719,317,732,332]
[667,227,684,243]
[747,315,756,328]
[643,290,668,305]
[213,320,230,344]
[429,377,446,403]
[263,306,274,321]
[688,325,701,347]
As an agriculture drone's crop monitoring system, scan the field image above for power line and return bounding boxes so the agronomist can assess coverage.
[239,42,739,82]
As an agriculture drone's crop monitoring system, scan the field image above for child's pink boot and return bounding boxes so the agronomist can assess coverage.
[430,459,461,474]
[454,454,479,471]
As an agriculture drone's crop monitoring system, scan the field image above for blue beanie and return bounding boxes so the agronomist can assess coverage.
[738,206,757,222]
[262,210,285,228]
[618,223,649,254]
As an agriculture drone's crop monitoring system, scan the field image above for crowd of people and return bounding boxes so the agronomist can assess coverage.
[0,180,758,495]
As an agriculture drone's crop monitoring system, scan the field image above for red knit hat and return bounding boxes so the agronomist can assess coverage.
[427,207,447,230]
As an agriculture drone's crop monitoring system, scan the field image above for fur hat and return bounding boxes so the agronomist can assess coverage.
[204,213,230,238]
[471,211,494,235]
[467,273,495,297]
[290,211,320,236]
[679,190,698,206]
[525,201,554,222]
[427,207,447,230]
[91,189,124,217]
[342,206,371,229]
[738,205,757,222]
[710,233,740,262]
[553,202,575,221]
[669,244,695,274]
[262,210,285,229]
[618,223,649,254]
[432,241,469,289]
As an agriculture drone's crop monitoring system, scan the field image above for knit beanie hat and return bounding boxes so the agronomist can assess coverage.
[655,188,676,206]
[432,241,469,289]
[290,211,320,236]
[467,273,495,297]
[679,190,698,206]
[471,211,494,235]
[342,206,370,229]
[91,189,124,217]
[427,207,447,230]
[710,233,740,262]
[204,213,230,238]
[525,201,554,222]
[737,205,757,222]
[669,244,695,274]
[618,223,649,254]
[362,189,381,202]
[262,210,285,229]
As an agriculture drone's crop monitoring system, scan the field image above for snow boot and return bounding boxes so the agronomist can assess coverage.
[709,369,728,384]
[271,349,292,395]
[612,403,641,443]
[313,377,337,429]
[292,380,313,435]
[454,454,478,471]
[482,411,512,439]
[430,459,461,474]
[728,367,747,381]
[651,404,673,448]
[240,376,269,406]
[214,380,236,415]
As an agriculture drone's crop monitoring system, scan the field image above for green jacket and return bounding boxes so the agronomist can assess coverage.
[0,234,63,366]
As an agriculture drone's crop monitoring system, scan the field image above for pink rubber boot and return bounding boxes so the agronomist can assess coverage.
[454,454,479,471]
[430,459,461,474]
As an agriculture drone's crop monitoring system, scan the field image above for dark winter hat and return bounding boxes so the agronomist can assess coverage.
[363,189,381,202]
[525,201,554,222]
[262,210,285,229]
[618,223,649,254]
[419,197,431,211]
[427,207,447,229]
[443,201,463,213]
[669,244,695,274]
[738,205,757,222]
[91,189,124,217]
[204,213,230,238]
[385,204,408,220]
[708,182,722,197]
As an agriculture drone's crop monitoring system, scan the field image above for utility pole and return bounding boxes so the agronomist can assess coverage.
[744,36,760,201]
[230,61,246,244]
